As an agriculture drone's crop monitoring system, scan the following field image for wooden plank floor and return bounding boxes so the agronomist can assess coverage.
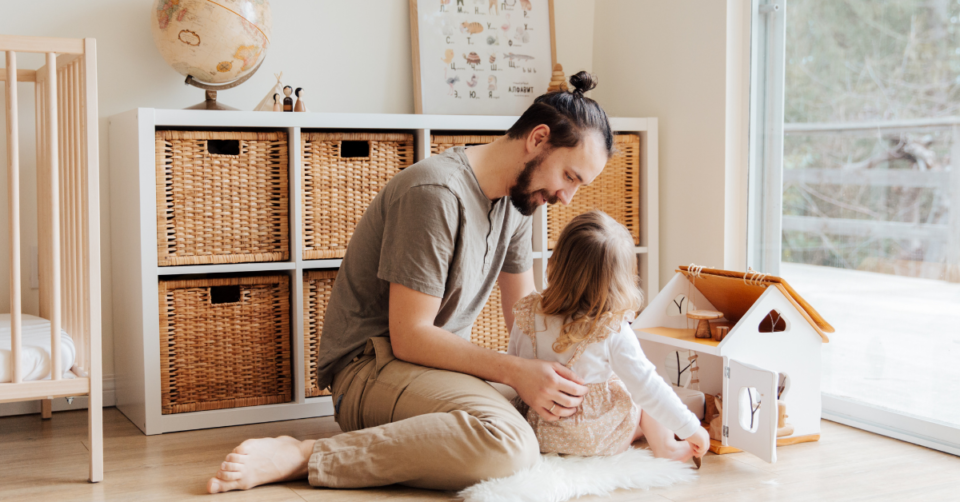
[1,408,958,501]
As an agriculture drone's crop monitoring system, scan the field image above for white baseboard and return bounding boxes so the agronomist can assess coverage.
[822,394,960,457]
[0,375,116,417]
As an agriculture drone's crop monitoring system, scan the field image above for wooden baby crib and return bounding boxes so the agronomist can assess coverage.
[1,35,102,482]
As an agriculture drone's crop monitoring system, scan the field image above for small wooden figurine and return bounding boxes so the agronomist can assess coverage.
[708,394,723,442]
[687,310,723,339]
[294,87,307,112]
[255,72,284,111]
[777,401,794,437]
[282,85,293,112]
[547,63,569,93]
[272,93,282,112]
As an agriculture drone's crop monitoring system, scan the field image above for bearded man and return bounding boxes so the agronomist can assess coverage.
[209,72,615,493]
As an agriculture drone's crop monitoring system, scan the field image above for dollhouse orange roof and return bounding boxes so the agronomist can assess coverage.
[678,265,834,342]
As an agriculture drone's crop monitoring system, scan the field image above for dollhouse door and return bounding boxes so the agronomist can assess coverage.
[722,357,779,463]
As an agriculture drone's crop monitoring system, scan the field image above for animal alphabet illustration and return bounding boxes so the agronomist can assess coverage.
[441,49,455,64]
[514,26,530,43]
[520,0,532,10]
[446,75,460,94]
[488,75,497,90]
[467,74,478,87]
[486,34,499,45]
[488,0,498,15]
[461,21,484,35]
[463,52,481,67]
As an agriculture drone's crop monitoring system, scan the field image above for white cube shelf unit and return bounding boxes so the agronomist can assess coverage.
[108,109,659,434]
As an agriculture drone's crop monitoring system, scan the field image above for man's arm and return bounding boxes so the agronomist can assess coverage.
[388,282,587,421]
[498,269,535,331]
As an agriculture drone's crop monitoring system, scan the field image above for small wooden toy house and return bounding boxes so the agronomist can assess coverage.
[633,265,834,463]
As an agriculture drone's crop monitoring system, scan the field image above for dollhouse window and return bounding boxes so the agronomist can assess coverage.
[666,294,696,316]
[758,309,788,332]
[738,387,762,433]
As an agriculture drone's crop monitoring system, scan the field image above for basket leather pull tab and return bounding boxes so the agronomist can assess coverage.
[207,139,241,156]
[210,285,242,305]
[339,140,370,158]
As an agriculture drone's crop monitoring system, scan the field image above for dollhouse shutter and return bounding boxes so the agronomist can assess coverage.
[722,357,779,463]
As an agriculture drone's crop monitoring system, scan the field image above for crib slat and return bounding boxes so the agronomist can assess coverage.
[46,51,62,381]
[6,51,22,384]
[64,61,77,367]
[83,37,103,484]
[69,60,80,371]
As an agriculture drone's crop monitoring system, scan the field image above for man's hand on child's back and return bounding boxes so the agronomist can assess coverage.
[686,427,710,457]
[507,358,588,422]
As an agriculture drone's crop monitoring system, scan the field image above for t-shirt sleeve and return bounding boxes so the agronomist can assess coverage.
[377,185,461,298]
[609,322,703,440]
[501,214,533,274]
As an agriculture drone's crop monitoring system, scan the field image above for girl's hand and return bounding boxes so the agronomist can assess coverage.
[686,427,710,457]
[509,358,588,422]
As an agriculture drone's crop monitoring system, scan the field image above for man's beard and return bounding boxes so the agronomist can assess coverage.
[509,153,558,216]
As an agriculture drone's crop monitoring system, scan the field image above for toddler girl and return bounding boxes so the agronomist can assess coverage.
[508,210,709,465]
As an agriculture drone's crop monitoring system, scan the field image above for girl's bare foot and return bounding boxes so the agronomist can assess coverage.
[649,438,695,463]
[207,436,315,494]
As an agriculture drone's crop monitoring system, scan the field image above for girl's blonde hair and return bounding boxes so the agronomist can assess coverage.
[539,210,644,353]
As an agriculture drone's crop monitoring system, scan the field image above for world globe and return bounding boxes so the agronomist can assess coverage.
[151,0,271,88]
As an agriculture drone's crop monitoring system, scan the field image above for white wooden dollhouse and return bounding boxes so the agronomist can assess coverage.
[633,265,834,463]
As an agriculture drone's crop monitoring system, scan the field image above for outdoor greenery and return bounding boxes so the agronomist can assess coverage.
[782,0,959,279]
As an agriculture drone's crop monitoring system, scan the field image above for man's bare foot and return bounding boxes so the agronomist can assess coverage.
[207,436,315,494]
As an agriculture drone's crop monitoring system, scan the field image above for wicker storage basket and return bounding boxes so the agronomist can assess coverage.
[303,270,337,397]
[547,134,641,249]
[430,133,502,156]
[155,130,290,266]
[158,274,292,414]
[471,283,510,352]
[302,132,415,260]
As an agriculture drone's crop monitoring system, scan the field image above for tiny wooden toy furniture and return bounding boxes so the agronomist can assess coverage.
[1,34,103,481]
[632,265,834,463]
[110,110,659,434]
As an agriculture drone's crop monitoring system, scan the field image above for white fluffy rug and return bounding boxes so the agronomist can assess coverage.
[457,447,697,502]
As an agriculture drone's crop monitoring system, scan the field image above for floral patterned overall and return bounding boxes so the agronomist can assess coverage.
[512,294,641,456]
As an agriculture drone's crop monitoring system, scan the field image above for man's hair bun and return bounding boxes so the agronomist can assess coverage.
[569,71,598,96]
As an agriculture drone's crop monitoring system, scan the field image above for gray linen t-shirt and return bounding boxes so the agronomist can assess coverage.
[314,147,533,389]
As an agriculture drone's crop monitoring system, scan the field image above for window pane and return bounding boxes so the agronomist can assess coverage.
[783,0,960,429]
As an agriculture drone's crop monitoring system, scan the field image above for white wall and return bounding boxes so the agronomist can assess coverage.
[592,0,747,288]
[0,0,594,380]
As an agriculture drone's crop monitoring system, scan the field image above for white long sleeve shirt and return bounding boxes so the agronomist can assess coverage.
[506,307,702,440]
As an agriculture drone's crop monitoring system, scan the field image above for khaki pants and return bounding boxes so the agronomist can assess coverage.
[307,337,540,490]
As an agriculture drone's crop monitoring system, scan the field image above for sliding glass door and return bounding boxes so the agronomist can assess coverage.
[749,0,960,454]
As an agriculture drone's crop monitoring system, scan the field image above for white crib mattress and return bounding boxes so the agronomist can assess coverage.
[0,313,76,383]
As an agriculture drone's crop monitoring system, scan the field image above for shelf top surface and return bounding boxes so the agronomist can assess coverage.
[635,327,722,355]
[117,108,654,132]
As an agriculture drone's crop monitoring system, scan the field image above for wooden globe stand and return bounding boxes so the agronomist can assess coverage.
[183,58,264,111]
[686,310,723,339]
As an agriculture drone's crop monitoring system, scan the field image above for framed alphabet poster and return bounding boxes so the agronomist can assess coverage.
[410,0,556,115]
